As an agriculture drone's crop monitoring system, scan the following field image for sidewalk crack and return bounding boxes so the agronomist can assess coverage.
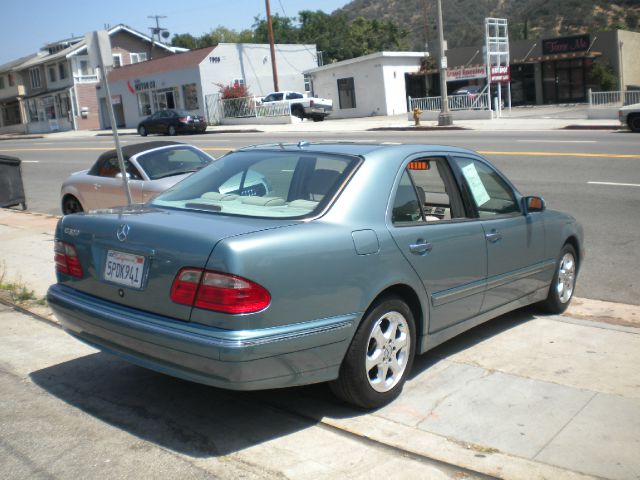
[532,390,597,460]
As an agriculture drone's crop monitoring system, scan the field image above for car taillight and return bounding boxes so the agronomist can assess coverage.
[171,268,270,314]
[54,240,83,278]
[178,116,191,123]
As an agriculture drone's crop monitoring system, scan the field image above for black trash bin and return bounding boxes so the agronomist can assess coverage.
[0,155,27,210]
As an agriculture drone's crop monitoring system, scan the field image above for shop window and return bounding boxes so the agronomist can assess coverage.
[130,52,148,64]
[43,96,56,120]
[112,54,123,68]
[182,83,199,110]
[337,77,356,109]
[27,99,39,122]
[48,66,57,83]
[58,92,70,117]
[58,63,67,80]
[29,68,42,89]
[137,92,152,116]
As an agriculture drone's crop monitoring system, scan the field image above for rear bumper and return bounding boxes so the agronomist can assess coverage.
[47,284,356,390]
[177,122,206,132]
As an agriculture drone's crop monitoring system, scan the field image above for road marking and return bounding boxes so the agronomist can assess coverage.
[516,140,597,143]
[588,181,640,187]
[21,160,40,163]
[478,151,640,159]
[0,146,636,159]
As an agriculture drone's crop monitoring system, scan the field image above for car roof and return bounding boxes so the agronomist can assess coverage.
[96,141,184,162]
[236,142,479,158]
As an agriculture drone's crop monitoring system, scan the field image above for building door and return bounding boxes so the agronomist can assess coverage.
[154,88,177,111]
[543,60,587,104]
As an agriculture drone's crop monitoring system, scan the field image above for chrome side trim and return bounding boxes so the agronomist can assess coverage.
[485,261,555,291]
[431,279,486,307]
[48,284,356,349]
[431,260,555,307]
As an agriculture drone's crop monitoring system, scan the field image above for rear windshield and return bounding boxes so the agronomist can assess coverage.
[151,150,360,218]
[137,146,212,180]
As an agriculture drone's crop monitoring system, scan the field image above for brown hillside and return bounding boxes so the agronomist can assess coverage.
[338,0,640,50]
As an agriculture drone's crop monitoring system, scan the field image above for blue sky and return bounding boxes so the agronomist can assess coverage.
[0,0,350,65]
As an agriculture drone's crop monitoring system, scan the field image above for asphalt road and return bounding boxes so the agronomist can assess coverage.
[1,129,638,305]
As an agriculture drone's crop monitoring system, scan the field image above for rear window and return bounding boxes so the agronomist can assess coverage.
[137,146,212,180]
[151,150,360,218]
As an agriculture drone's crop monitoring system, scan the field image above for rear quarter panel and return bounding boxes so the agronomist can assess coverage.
[197,221,428,332]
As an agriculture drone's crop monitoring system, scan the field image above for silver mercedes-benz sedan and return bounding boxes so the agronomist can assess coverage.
[60,141,213,214]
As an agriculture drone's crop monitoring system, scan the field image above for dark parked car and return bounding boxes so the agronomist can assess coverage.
[48,143,583,409]
[138,110,207,136]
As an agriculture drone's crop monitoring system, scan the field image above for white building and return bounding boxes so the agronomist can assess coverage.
[102,43,319,128]
[304,52,427,119]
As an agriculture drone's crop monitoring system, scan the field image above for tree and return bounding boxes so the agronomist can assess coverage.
[252,14,299,43]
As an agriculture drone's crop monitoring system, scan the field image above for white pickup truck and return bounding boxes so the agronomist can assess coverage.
[261,91,333,121]
[619,103,640,132]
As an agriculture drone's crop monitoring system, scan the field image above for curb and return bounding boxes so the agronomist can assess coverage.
[368,126,469,132]
[562,125,621,130]
[0,135,45,141]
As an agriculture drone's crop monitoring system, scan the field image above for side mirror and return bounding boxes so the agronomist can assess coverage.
[523,196,545,214]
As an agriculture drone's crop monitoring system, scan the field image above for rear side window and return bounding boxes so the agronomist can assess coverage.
[152,150,360,219]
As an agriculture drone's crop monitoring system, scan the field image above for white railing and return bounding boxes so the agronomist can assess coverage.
[589,90,640,107]
[221,96,292,118]
[73,74,99,83]
[409,92,491,112]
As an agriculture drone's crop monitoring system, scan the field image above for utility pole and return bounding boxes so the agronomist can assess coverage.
[265,0,279,91]
[436,0,452,126]
[147,15,168,43]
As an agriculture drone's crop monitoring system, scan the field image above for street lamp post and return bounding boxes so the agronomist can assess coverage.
[436,0,452,126]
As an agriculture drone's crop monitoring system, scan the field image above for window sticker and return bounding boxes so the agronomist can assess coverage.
[461,162,490,206]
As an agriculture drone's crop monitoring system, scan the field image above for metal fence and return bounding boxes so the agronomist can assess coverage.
[409,92,491,112]
[589,90,640,107]
[218,96,292,118]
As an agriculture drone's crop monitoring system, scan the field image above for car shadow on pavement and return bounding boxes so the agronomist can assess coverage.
[29,307,537,457]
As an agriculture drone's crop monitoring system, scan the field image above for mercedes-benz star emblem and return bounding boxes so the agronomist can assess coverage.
[116,224,130,242]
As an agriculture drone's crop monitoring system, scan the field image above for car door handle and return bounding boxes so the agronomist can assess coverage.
[409,240,433,255]
[485,230,502,243]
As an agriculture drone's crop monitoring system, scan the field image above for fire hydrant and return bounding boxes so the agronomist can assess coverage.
[413,107,422,126]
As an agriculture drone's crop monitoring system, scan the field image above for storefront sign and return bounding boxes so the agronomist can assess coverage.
[133,79,156,92]
[111,95,121,105]
[446,65,487,82]
[542,34,590,55]
[490,65,510,83]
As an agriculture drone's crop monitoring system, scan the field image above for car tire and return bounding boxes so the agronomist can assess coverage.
[628,114,640,133]
[168,125,177,136]
[312,116,324,122]
[291,105,305,119]
[330,295,416,409]
[62,195,84,215]
[537,243,578,314]
[138,126,147,137]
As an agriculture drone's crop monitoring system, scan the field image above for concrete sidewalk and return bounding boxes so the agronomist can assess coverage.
[1,208,639,479]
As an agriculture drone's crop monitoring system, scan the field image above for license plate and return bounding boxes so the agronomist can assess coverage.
[104,250,145,289]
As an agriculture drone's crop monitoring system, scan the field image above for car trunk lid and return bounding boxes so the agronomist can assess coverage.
[55,205,297,321]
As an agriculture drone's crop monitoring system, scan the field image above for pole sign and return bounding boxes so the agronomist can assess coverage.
[85,30,113,70]
[446,65,487,82]
[490,65,510,83]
